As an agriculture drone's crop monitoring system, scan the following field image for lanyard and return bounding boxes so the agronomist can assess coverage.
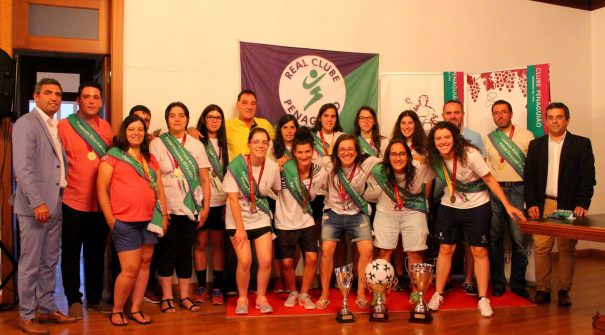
[338,165,357,210]
[128,148,151,186]
[393,179,403,210]
[246,154,265,213]
[298,164,314,211]
[441,156,457,203]
[319,130,334,156]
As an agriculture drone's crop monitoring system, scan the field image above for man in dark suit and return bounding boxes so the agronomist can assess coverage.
[524,102,596,307]
[11,78,77,334]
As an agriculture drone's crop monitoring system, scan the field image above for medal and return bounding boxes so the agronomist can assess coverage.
[87,151,97,161]
[212,170,217,178]
[450,194,456,203]
[497,161,506,170]
[302,207,308,214]
[174,167,183,178]
[246,154,265,215]
[250,202,257,213]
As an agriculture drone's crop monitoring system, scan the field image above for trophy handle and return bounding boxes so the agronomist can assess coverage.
[405,257,417,292]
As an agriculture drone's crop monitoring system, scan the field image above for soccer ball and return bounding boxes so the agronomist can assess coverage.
[364,259,395,286]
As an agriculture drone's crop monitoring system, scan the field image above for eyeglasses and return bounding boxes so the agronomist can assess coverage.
[250,140,270,146]
[206,115,222,121]
[358,116,374,122]
[338,148,356,154]
[390,152,407,158]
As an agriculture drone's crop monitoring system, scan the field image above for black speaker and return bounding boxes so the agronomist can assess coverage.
[0,48,15,118]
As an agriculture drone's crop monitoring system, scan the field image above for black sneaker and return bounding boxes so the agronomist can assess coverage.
[462,281,478,296]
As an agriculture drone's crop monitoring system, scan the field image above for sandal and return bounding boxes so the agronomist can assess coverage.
[129,311,151,325]
[160,299,176,313]
[356,298,371,309]
[110,312,127,326]
[315,298,330,309]
[179,297,200,312]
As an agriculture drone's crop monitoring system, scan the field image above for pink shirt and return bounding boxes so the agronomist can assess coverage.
[58,115,114,212]
[103,154,159,222]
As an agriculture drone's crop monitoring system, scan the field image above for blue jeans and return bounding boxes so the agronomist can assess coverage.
[489,184,530,291]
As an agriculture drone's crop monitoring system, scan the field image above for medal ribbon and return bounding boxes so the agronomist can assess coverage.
[246,154,265,213]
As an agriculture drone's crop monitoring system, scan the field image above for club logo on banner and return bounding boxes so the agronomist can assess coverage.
[279,56,346,125]
[240,42,379,133]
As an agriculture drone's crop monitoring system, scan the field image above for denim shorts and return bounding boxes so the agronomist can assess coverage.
[112,220,158,252]
[321,210,373,242]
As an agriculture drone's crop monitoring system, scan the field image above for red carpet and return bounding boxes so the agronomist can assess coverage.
[226,287,534,318]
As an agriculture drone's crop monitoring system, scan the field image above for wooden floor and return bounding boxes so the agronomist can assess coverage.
[1,255,604,334]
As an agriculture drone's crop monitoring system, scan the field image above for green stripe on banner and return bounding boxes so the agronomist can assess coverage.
[443,71,464,105]
[526,64,548,138]
[444,71,458,101]
[340,55,379,133]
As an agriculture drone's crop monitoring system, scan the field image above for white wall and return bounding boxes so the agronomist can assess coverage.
[123,0,601,213]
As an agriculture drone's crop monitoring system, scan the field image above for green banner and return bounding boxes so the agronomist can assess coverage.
[66,114,107,158]
[487,130,526,178]
[370,165,427,213]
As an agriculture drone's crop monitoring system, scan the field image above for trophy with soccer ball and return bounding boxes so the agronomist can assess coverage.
[363,259,397,322]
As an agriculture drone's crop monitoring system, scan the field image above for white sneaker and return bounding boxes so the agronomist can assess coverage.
[298,293,316,310]
[428,292,444,311]
[478,297,493,317]
[284,291,299,307]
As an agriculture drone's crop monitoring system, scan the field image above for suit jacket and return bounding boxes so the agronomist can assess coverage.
[10,109,68,216]
[524,131,596,214]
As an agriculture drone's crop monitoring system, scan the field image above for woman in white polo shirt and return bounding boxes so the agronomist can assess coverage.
[425,121,525,318]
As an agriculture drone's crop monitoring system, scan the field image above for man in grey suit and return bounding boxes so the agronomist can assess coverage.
[11,78,77,334]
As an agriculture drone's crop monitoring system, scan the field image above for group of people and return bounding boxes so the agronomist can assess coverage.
[11,77,595,334]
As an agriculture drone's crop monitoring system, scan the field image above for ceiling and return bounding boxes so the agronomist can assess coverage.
[531,0,605,10]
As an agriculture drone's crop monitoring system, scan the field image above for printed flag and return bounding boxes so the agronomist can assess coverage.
[379,72,463,135]
[466,64,550,139]
[240,42,379,133]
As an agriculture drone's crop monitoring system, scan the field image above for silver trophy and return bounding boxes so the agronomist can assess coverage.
[334,263,355,323]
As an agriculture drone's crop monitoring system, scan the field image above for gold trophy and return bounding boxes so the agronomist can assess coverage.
[409,262,434,323]
[363,259,397,322]
[334,263,354,323]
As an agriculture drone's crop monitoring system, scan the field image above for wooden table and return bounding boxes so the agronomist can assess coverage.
[519,213,605,330]
[518,213,605,243]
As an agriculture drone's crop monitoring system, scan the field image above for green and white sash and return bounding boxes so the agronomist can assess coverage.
[358,136,377,157]
[106,147,164,236]
[203,140,224,181]
[312,132,328,157]
[281,160,313,215]
[67,114,107,157]
[160,133,203,215]
[487,130,526,178]
[370,165,427,213]
[337,167,371,216]
[433,162,487,193]
[227,154,271,216]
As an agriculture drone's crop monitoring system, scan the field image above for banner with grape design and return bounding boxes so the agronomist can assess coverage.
[466,64,550,139]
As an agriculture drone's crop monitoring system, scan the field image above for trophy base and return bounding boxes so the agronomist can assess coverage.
[409,311,433,324]
[369,312,389,322]
[336,312,355,323]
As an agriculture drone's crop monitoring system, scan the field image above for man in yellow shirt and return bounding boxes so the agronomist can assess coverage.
[226,90,275,159]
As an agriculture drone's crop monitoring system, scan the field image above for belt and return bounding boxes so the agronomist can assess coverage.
[545,194,558,201]
[498,181,524,187]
